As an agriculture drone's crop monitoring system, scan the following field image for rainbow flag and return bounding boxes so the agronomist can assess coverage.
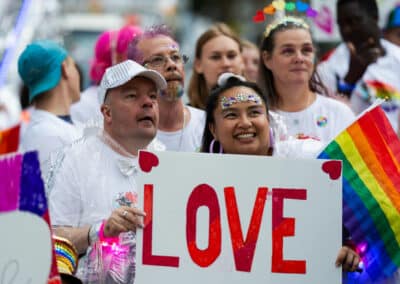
[0,151,62,283]
[318,103,400,282]
[0,124,20,154]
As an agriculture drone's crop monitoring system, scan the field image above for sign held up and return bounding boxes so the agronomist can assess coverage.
[136,151,342,284]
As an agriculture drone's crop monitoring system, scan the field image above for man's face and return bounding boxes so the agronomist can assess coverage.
[137,35,185,102]
[337,2,380,48]
[103,76,159,143]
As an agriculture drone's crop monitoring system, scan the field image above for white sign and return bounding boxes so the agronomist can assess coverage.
[135,151,342,284]
[311,0,339,42]
[0,211,52,283]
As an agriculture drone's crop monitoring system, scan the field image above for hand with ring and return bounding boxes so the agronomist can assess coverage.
[103,206,146,238]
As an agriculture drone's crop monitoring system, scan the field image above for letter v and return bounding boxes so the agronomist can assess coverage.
[224,187,268,272]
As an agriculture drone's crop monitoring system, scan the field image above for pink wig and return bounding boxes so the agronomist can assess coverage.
[90,25,143,84]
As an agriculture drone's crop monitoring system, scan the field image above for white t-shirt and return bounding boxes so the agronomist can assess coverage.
[0,86,21,130]
[317,39,400,133]
[48,131,164,283]
[156,105,206,152]
[71,85,102,124]
[49,136,138,227]
[20,109,81,177]
[273,138,326,159]
[273,95,355,144]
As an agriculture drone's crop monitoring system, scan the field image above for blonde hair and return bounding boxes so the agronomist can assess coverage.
[241,39,258,51]
[187,22,242,110]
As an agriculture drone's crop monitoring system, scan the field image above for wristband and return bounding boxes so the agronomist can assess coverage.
[98,220,120,244]
[88,220,104,246]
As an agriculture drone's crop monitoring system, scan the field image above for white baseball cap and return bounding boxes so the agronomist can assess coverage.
[217,72,246,87]
[98,59,167,103]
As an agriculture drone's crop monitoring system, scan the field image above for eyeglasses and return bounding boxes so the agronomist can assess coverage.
[143,53,189,68]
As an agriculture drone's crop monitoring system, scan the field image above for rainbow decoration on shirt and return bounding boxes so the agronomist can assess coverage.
[317,103,400,282]
[358,80,400,104]
[0,151,62,284]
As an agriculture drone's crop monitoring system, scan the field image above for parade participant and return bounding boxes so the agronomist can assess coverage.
[258,16,355,146]
[188,22,244,110]
[71,25,143,124]
[18,40,81,176]
[48,60,166,283]
[128,24,205,152]
[201,72,360,273]
[318,0,400,135]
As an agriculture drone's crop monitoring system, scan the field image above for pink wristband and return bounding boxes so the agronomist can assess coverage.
[98,220,119,243]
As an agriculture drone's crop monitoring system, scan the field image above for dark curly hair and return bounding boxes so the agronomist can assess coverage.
[337,0,378,20]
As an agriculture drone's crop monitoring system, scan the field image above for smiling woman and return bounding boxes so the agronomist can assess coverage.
[200,72,361,277]
[201,73,272,156]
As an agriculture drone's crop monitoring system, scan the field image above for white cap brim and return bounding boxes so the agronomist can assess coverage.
[136,70,167,91]
[217,72,246,87]
[98,60,167,103]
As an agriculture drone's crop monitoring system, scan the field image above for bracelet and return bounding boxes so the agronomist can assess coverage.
[337,79,356,94]
[88,220,121,246]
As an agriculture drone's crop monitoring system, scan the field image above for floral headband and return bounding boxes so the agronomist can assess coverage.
[264,16,309,38]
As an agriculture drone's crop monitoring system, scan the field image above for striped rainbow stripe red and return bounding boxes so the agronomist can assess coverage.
[366,80,400,101]
[0,124,20,154]
[318,105,400,282]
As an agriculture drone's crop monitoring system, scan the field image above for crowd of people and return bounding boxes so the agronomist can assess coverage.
[1,0,400,283]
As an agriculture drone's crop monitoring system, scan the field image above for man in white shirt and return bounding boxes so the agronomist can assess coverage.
[18,40,81,176]
[317,0,400,135]
[128,25,206,152]
[48,60,166,283]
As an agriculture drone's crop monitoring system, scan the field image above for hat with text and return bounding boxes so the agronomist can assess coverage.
[18,40,68,102]
[98,59,167,103]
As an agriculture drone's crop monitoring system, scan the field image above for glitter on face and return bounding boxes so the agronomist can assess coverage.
[220,93,262,109]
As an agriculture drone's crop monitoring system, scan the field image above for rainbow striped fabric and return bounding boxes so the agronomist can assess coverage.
[318,104,400,282]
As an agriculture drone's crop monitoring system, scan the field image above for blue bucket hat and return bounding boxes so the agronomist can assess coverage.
[18,40,68,102]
